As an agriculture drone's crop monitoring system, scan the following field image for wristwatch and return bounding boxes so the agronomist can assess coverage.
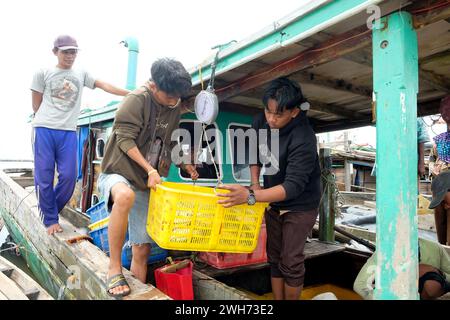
[247,189,256,205]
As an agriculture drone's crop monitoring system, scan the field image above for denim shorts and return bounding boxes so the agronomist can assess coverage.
[98,173,152,245]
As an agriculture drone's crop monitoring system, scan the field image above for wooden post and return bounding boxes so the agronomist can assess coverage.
[319,148,335,242]
[344,132,352,192]
[344,160,352,192]
[373,12,419,300]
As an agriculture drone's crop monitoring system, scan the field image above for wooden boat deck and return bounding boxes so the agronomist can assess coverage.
[0,255,53,300]
[196,240,346,278]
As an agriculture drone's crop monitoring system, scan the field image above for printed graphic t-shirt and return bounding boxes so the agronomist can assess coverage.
[31,67,96,131]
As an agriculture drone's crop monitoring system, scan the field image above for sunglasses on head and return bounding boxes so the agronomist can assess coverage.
[61,49,78,55]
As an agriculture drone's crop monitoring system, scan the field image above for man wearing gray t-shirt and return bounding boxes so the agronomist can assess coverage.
[31,35,130,235]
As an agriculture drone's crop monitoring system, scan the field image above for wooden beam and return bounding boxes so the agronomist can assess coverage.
[293,72,372,98]
[214,4,449,102]
[412,1,450,29]
[419,68,450,93]
[181,1,448,118]
[417,98,442,116]
[310,100,367,120]
[373,12,419,299]
[319,148,335,243]
[219,102,261,116]
[0,272,29,300]
[215,24,373,102]
[420,49,450,66]
[312,99,441,133]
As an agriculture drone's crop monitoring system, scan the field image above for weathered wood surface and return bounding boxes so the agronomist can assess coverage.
[0,256,52,300]
[193,270,252,300]
[11,176,35,189]
[0,271,29,300]
[363,201,376,209]
[0,170,169,300]
[340,192,376,205]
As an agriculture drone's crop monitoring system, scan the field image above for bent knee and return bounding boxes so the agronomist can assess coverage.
[422,281,443,299]
[112,185,135,208]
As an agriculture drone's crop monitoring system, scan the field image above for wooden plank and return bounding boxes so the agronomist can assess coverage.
[0,290,8,300]
[0,170,168,300]
[193,270,252,300]
[340,191,376,205]
[0,257,52,300]
[344,159,353,192]
[419,68,450,93]
[214,24,373,102]
[413,2,450,29]
[310,100,366,120]
[11,177,35,188]
[292,72,372,98]
[205,4,448,103]
[0,272,29,300]
[3,168,32,175]
[60,206,90,229]
[373,12,419,299]
[363,201,376,209]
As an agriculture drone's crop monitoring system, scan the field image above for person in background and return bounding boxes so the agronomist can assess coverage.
[217,77,321,300]
[31,35,129,236]
[429,96,450,245]
[417,117,430,179]
[98,58,199,297]
[429,171,450,246]
[429,95,450,178]
[354,237,450,300]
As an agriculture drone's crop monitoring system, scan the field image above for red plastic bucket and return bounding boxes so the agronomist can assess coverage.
[154,259,194,300]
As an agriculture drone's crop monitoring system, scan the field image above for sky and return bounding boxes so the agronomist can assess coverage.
[0,1,442,161]
[0,0,309,160]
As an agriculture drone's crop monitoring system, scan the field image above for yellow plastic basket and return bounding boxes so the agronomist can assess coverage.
[146,182,267,253]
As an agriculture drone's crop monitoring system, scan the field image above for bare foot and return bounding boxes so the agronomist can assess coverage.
[47,223,63,235]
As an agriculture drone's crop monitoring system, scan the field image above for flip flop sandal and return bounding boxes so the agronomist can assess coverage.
[106,273,131,298]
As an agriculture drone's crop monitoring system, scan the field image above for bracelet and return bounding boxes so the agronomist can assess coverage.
[249,181,260,186]
[147,169,158,176]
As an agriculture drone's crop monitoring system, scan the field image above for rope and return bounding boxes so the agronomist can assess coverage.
[11,187,35,217]
[319,169,344,219]
[201,124,222,188]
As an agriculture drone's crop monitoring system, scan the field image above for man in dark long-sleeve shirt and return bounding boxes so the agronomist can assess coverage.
[218,77,321,300]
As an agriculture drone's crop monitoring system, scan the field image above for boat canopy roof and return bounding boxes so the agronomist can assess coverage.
[79,0,450,133]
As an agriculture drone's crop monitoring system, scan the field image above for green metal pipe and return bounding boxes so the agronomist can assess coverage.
[120,37,139,91]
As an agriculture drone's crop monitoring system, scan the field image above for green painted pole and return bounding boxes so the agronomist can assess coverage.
[373,12,419,300]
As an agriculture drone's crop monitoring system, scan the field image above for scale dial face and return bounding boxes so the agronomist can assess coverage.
[194,90,219,125]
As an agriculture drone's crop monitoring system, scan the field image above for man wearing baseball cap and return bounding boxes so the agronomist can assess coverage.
[429,171,450,245]
[31,35,130,236]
